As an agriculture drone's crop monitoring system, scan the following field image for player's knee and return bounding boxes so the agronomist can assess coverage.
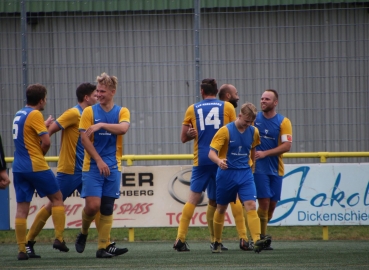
[100,196,115,215]
[208,199,217,207]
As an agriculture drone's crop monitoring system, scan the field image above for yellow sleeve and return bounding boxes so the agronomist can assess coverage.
[224,102,237,124]
[30,110,48,135]
[280,117,293,143]
[79,106,93,131]
[182,104,194,124]
[210,126,229,153]
[57,108,80,129]
[252,126,261,148]
[119,107,130,123]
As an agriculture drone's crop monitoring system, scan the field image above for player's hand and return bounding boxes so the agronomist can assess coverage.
[218,159,228,170]
[85,123,103,137]
[186,124,197,138]
[255,151,266,160]
[44,115,54,128]
[97,160,110,177]
[0,172,11,189]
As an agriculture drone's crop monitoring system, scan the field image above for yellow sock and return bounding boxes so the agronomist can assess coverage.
[51,206,65,242]
[27,206,51,242]
[246,209,261,241]
[257,208,268,235]
[206,204,216,242]
[242,206,251,240]
[95,211,101,232]
[15,218,27,253]
[97,214,113,250]
[176,203,196,242]
[213,211,225,243]
[230,201,247,240]
[81,209,95,235]
[95,211,112,247]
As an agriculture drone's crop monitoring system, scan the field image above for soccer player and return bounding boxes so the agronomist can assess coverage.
[208,102,270,253]
[12,84,67,260]
[253,89,293,250]
[0,134,11,189]
[75,72,130,258]
[218,84,239,108]
[217,84,253,251]
[25,83,98,258]
[173,78,236,252]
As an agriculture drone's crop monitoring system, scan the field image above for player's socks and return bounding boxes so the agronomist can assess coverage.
[95,211,112,248]
[246,209,261,242]
[206,204,216,242]
[176,203,196,242]
[230,200,247,240]
[27,206,51,242]
[15,218,27,253]
[51,206,66,242]
[95,211,101,231]
[243,207,251,239]
[257,208,268,236]
[213,210,225,243]
[81,209,95,235]
[97,214,113,250]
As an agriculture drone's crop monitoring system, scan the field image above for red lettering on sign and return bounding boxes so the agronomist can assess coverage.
[28,205,38,215]
[166,213,176,225]
[116,203,153,215]
[64,204,82,216]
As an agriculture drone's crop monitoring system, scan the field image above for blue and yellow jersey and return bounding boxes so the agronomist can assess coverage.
[12,107,50,172]
[79,104,130,172]
[55,104,83,174]
[183,99,236,166]
[210,122,260,169]
[254,112,292,176]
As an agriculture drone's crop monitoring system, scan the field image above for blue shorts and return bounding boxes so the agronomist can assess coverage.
[13,170,60,203]
[254,173,283,201]
[81,170,121,199]
[56,172,82,201]
[190,164,218,200]
[216,168,256,205]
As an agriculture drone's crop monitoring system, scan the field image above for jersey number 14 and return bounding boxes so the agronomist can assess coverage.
[197,107,221,130]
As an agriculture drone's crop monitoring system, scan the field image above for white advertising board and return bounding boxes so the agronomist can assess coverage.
[8,163,369,229]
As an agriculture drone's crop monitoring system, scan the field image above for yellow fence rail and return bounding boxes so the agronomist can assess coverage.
[5,152,369,164]
[5,152,369,241]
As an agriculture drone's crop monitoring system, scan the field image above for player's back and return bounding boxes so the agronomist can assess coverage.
[12,107,49,172]
[191,98,235,166]
[56,105,84,174]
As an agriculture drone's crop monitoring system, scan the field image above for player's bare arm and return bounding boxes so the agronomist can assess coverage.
[181,124,197,143]
[39,133,51,155]
[85,122,130,137]
[208,149,228,170]
[255,141,292,160]
[48,121,62,137]
[44,115,54,128]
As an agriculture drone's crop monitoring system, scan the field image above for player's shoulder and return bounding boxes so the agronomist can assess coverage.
[28,109,43,119]
[277,113,291,124]
[64,106,80,115]
[223,100,233,108]
[185,103,195,111]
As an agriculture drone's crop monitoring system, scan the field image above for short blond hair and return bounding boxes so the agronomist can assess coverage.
[240,102,257,119]
[96,72,118,90]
